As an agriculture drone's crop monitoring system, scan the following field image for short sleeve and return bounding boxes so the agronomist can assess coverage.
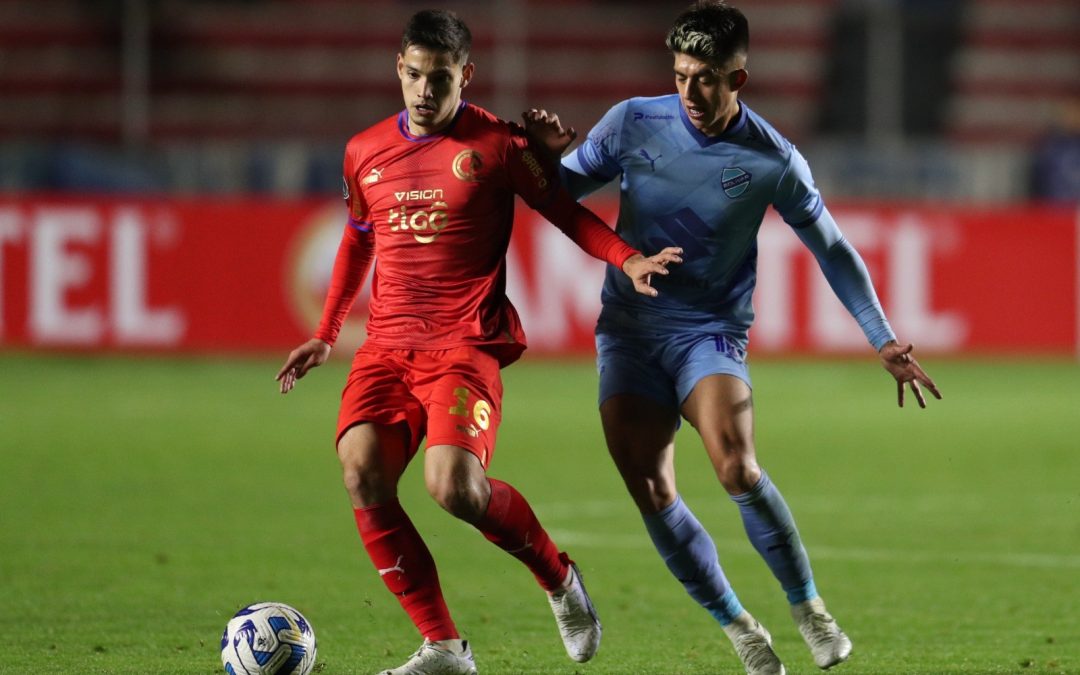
[566,101,627,183]
[772,146,824,228]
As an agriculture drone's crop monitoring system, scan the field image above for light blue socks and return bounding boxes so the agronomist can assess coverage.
[731,471,817,604]
[642,495,744,625]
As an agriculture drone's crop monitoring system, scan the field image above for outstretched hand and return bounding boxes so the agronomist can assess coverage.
[275,338,332,394]
[622,247,683,297]
[878,340,942,408]
[522,108,577,160]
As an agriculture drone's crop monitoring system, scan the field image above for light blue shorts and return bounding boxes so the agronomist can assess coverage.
[596,330,751,410]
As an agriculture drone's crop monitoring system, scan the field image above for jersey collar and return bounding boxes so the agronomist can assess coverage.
[397,101,467,142]
[679,100,747,147]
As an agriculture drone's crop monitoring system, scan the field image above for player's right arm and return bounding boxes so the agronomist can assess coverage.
[276,222,375,393]
[277,163,375,394]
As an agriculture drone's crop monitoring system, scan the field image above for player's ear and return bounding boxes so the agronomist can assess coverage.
[460,62,475,89]
[729,69,748,91]
[396,53,405,77]
[729,68,748,92]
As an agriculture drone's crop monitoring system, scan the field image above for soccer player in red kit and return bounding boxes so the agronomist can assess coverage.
[275,9,681,675]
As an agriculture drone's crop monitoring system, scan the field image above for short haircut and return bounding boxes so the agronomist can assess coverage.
[400,9,472,64]
[665,1,749,67]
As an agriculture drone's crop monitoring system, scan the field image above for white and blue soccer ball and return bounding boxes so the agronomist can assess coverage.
[220,601,317,675]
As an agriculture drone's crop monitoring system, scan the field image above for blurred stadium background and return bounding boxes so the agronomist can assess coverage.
[1,1,1079,673]
[0,0,1077,356]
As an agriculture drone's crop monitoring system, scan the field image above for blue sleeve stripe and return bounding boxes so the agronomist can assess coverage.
[348,217,373,232]
[785,199,825,229]
[575,145,616,183]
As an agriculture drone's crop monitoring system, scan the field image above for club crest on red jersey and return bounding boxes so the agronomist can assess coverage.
[452,149,483,182]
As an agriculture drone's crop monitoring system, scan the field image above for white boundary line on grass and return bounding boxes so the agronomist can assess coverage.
[545,529,1080,570]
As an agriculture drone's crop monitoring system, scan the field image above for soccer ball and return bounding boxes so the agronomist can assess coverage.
[220,601,317,675]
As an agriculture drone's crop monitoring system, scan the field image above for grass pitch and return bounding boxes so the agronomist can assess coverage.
[1,353,1077,674]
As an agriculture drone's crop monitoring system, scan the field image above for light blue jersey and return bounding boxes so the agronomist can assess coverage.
[563,95,894,351]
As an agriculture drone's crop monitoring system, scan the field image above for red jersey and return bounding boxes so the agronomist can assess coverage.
[314,102,638,365]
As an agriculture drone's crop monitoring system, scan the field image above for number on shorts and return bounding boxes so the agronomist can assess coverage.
[473,400,491,430]
[450,387,492,430]
[449,387,470,417]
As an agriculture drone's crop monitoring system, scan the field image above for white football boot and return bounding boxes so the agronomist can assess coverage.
[722,612,786,675]
[791,597,852,669]
[378,638,477,675]
[546,555,602,662]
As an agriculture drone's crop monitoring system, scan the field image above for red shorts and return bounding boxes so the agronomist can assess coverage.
[337,344,504,468]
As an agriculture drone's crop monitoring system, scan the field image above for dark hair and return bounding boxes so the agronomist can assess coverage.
[665,1,749,66]
[400,9,472,64]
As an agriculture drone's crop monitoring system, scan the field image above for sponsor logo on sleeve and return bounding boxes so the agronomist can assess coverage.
[518,150,549,189]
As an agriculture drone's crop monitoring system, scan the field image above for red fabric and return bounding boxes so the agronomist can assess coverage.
[337,344,505,466]
[320,103,637,357]
[353,500,458,641]
[536,187,637,271]
[477,478,568,591]
[314,224,374,346]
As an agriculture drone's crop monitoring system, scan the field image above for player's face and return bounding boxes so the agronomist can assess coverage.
[673,52,743,136]
[397,45,474,136]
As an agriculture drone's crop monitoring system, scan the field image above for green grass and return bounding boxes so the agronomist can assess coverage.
[1,353,1078,674]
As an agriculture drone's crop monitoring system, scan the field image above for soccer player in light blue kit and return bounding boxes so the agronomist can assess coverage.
[525,2,941,673]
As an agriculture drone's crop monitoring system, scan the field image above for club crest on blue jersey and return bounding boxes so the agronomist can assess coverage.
[721,167,752,198]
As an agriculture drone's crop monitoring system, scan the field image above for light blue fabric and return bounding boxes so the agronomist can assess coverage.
[563,94,894,350]
[596,331,749,409]
[643,495,744,625]
[731,472,817,604]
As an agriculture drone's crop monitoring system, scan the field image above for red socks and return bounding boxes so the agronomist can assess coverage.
[353,499,458,641]
[476,478,568,591]
[353,481,568,642]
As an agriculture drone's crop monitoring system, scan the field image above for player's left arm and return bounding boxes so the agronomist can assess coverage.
[792,212,941,407]
[542,189,683,297]
[776,149,941,407]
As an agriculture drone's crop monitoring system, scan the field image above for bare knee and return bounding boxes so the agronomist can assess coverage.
[712,436,761,495]
[681,374,761,495]
[600,395,682,514]
[609,445,677,513]
[425,473,488,522]
[337,424,406,508]
[424,445,490,523]
[630,476,678,514]
[340,458,393,507]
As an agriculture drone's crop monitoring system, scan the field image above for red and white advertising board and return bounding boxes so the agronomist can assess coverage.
[0,195,1076,356]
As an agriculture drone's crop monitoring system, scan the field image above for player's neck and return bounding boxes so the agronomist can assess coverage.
[407,100,464,137]
[701,100,741,137]
[408,119,449,137]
